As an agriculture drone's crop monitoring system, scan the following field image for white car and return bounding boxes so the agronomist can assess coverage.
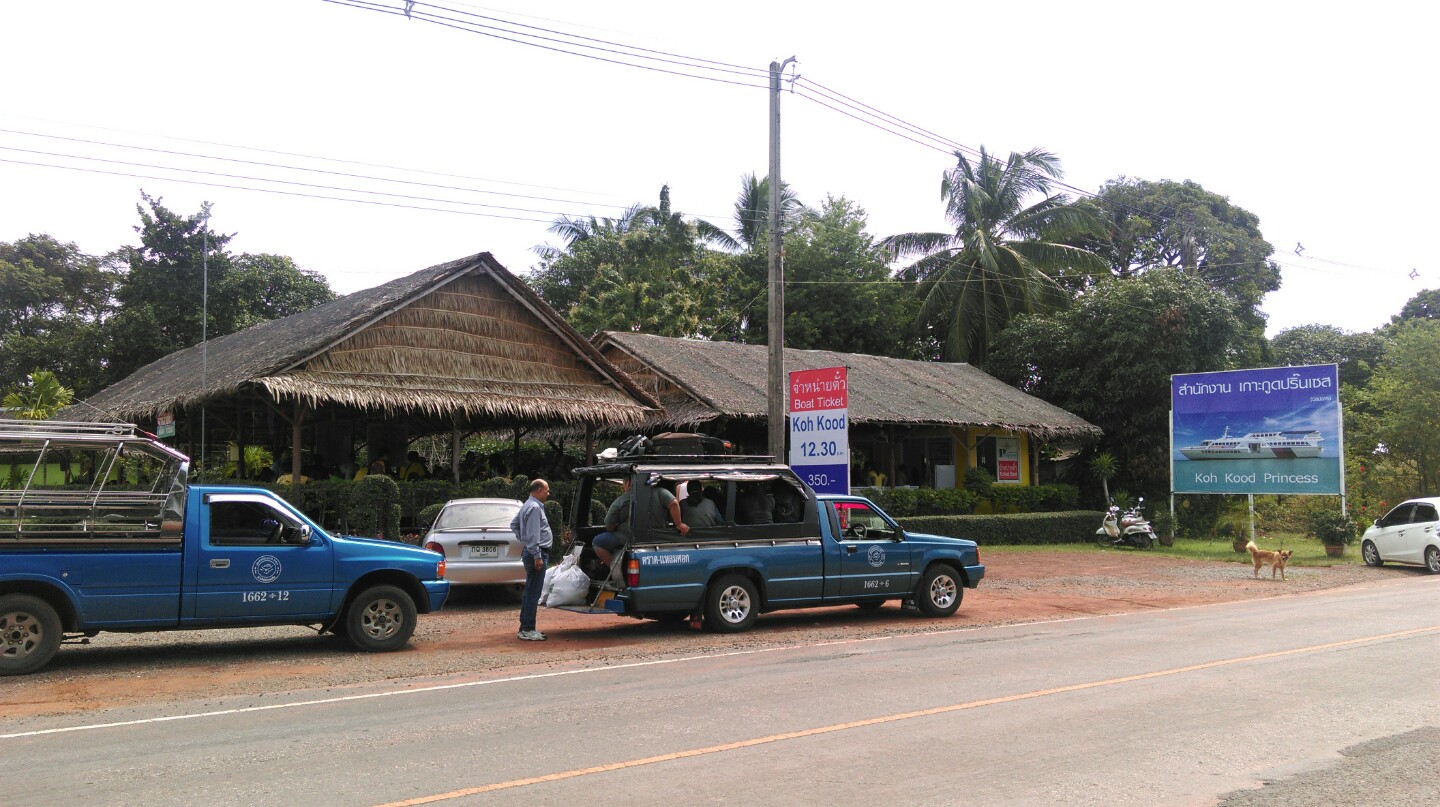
[1359,497,1440,574]
[422,498,526,586]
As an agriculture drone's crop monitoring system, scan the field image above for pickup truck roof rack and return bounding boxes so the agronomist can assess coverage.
[1,419,188,545]
[577,454,780,475]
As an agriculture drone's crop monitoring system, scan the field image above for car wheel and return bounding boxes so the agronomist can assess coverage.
[1426,546,1440,575]
[345,585,417,652]
[1361,540,1383,567]
[0,594,63,676]
[855,600,886,610]
[915,564,962,618]
[704,574,758,633]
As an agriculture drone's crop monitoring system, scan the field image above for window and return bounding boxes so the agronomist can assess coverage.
[209,500,301,546]
[833,502,897,541]
[1412,504,1438,524]
[435,502,520,530]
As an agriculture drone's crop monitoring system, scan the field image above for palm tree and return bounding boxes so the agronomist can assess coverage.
[882,147,1105,363]
[732,172,804,252]
[639,185,739,251]
[3,370,74,420]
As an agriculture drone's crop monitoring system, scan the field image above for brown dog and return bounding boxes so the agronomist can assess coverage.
[1246,540,1293,580]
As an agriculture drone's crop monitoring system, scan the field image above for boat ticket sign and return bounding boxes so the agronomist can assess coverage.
[789,366,849,495]
[1171,364,1342,495]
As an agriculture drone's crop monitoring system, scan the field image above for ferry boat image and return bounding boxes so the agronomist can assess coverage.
[1179,427,1323,460]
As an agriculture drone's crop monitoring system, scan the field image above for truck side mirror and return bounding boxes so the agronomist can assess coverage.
[289,523,313,544]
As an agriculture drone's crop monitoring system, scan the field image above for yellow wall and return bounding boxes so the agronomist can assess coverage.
[952,427,1032,486]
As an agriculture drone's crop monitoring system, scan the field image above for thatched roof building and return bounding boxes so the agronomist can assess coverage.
[597,332,1098,438]
[76,254,658,477]
[596,332,1099,489]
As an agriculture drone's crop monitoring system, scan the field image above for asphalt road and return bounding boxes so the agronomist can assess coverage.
[4,576,1436,806]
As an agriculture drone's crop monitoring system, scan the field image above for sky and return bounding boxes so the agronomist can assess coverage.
[2,0,1436,337]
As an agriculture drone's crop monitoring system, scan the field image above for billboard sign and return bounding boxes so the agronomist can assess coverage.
[1171,364,1342,495]
[156,411,175,439]
[789,366,849,495]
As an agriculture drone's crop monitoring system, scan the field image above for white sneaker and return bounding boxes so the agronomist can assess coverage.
[517,630,547,641]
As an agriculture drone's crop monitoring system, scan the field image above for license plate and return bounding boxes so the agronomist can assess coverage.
[468,545,500,559]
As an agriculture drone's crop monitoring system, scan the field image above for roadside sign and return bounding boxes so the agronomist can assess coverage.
[789,366,849,495]
[1171,364,1343,495]
[156,411,175,439]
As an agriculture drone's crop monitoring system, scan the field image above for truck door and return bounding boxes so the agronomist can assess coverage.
[191,493,334,621]
[828,501,912,599]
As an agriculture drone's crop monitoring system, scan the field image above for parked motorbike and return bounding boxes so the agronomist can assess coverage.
[1096,498,1157,549]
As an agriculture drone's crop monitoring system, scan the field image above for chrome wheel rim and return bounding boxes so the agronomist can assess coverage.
[929,575,957,609]
[359,598,402,640]
[1363,542,1379,565]
[0,610,43,660]
[1428,549,1440,574]
[718,585,751,624]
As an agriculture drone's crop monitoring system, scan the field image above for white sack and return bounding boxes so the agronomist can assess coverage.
[540,546,586,607]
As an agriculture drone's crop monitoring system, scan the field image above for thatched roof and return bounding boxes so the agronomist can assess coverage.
[597,332,1101,440]
[78,254,659,425]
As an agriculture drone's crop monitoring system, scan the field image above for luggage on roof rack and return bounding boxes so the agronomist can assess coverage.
[616,432,734,459]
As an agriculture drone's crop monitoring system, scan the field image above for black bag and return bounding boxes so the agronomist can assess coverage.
[649,432,733,456]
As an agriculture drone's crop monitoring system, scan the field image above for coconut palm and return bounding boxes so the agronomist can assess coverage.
[732,172,804,252]
[3,370,74,420]
[882,147,1105,363]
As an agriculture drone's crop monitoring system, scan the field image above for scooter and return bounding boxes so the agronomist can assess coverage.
[1096,498,1156,549]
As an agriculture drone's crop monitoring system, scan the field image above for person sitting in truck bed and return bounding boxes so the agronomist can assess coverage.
[681,484,724,528]
[593,477,691,568]
[735,482,774,525]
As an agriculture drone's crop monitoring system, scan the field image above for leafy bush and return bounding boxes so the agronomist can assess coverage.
[964,466,995,499]
[1306,505,1359,546]
[350,474,402,541]
[990,484,1079,513]
[417,502,444,532]
[899,511,1105,545]
[865,487,978,517]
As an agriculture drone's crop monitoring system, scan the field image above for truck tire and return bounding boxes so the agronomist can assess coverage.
[914,564,962,618]
[0,594,63,676]
[704,574,758,633]
[344,585,417,652]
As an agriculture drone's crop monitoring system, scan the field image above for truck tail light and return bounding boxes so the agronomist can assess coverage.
[625,558,639,588]
[436,558,446,579]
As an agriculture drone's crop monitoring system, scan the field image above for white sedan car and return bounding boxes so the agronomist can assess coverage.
[422,498,527,586]
[1360,497,1440,573]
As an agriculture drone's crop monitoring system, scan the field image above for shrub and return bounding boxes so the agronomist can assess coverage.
[417,502,444,532]
[350,474,402,542]
[865,487,978,517]
[964,466,995,499]
[1306,505,1359,546]
[899,511,1105,546]
[990,484,1080,513]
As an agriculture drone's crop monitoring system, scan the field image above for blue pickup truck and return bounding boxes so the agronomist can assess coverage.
[0,420,449,675]
[564,452,984,631]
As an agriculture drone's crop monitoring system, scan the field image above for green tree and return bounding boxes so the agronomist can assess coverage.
[0,235,117,397]
[3,370,74,420]
[986,270,1244,496]
[1080,177,1281,360]
[530,186,746,338]
[1392,288,1440,322]
[1347,320,1440,496]
[882,147,1105,363]
[105,194,333,382]
[1269,324,1386,388]
[755,196,925,358]
[732,172,804,252]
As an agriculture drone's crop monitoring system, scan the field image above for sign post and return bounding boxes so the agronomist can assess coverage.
[789,366,849,495]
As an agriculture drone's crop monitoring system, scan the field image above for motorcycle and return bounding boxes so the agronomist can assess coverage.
[1096,498,1157,549]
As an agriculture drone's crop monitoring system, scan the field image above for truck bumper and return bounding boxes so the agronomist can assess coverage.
[423,579,451,611]
[963,564,985,588]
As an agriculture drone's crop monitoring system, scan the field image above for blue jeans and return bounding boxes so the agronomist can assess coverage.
[519,549,545,632]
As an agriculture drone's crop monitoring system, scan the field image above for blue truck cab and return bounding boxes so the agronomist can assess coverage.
[565,445,983,632]
[0,420,449,675]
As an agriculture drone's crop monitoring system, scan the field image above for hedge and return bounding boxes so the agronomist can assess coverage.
[898,511,1105,546]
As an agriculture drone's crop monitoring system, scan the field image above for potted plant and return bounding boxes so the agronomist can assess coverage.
[1306,506,1358,557]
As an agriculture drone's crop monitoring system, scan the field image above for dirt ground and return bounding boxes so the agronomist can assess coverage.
[0,549,1397,721]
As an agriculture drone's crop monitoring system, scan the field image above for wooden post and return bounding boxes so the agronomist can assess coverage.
[451,423,461,484]
[584,424,595,466]
[291,401,304,489]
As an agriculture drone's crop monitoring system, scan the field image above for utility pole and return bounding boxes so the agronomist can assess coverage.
[767,56,795,461]
[200,205,209,480]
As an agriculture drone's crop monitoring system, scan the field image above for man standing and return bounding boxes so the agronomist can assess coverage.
[510,478,553,641]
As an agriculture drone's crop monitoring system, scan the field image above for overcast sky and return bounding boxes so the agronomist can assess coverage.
[2,0,1434,337]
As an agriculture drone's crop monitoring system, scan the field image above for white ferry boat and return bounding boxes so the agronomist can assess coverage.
[1179,427,1323,460]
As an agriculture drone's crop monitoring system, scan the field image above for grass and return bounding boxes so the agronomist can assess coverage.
[985,532,1358,567]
